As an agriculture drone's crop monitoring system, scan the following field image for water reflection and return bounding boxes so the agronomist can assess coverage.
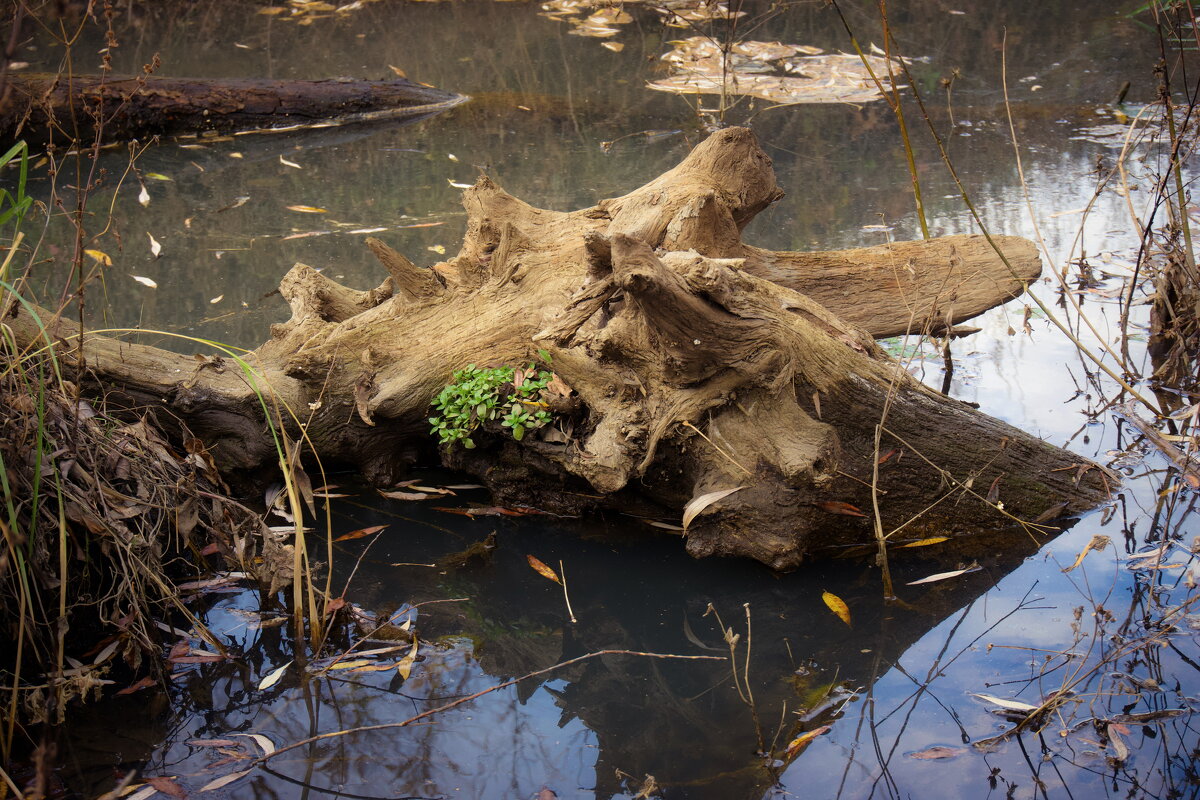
[15,1,1197,798]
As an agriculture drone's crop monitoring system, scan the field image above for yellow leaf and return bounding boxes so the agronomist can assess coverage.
[821,590,851,627]
[785,725,831,758]
[286,204,328,213]
[898,536,949,548]
[427,244,446,254]
[328,658,372,669]
[527,554,561,584]
[396,634,419,679]
[85,249,112,266]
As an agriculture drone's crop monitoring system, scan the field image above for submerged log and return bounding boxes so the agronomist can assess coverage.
[8,127,1111,570]
[1,74,468,144]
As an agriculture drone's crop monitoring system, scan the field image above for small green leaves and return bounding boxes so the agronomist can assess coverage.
[428,363,556,448]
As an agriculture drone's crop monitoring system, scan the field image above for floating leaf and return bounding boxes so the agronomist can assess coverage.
[286,204,328,213]
[908,745,965,760]
[209,295,223,304]
[907,564,980,585]
[396,635,419,680]
[138,184,150,207]
[328,659,373,669]
[682,486,744,530]
[970,693,1039,712]
[447,153,459,162]
[233,733,276,755]
[377,490,429,501]
[145,172,173,181]
[131,275,158,288]
[333,524,387,542]
[784,725,831,758]
[85,249,112,266]
[279,155,302,169]
[1061,534,1110,573]
[527,554,562,584]
[257,660,291,690]
[185,738,241,748]
[601,41,625,52]
[388,64,407,77]
[200,769,252,792]
[144,777,187,798]
[898,536,949,548]
[427,244,446,254]
[126,786,157,800]
[821,591,852,627]
[447,179,473,189]
[815,501,867,518]
[147,232,162,258]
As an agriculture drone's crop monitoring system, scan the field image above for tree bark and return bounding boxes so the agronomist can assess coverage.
[7,127,1111,570]
[1,74,467,144]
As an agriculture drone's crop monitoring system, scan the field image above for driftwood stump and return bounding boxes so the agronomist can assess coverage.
[9,127,1110,570]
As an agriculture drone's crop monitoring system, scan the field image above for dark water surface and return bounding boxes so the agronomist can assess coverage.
[13,1,1200,798]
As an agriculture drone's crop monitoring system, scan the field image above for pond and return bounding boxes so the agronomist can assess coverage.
[9,1,1200,798]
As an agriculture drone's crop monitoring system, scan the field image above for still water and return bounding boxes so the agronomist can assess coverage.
[12,1,1200,798]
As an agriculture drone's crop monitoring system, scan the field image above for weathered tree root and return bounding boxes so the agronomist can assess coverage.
[8,127,1111,570]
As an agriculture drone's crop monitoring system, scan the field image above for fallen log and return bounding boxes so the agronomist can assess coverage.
[0,73,468,144]
[7,127,1111,570]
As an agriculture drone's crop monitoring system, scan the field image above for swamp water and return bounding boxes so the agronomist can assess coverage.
[11,1,1200,798]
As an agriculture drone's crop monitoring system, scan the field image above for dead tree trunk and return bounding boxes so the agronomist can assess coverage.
[1,74,467,144]
[8,127,1110,570]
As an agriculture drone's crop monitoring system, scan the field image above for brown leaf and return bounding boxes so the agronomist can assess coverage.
[876,448,900,465]
[1033,501,1069,524]
[527,554,562,584]
[985,475,1004,504]
[908,745,965,760]
[353,373,375,426]
[815,501,867,518]
[185,738,241,748]
[116,675,156,695]
[1061,534,1110,573]
[333,524,387,542]
[145,776,187,798]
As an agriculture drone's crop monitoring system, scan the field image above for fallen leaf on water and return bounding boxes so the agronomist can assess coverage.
[601,41,625,52]
[1061,534,1110,573]
[148,232,162,258]
[447,179,473,189]
[815,501,867,518]
[145,172,173,181]
[396,635,419,679]
[1108,723,1129,762]
[281,230,333,240]
[682,486,744,530]
[784,725,831,758]
[185,738,241,748]
[126,786,158,800]
[348,227,388,234]
[131,275,158,288]
[286,204,328,213]
[898,536,949,548]
[116,675,157,695]
[279,155,302,169]
[447,153,459,162]
[646,520,685,531]
[377,490,429,501]
[427,244,446,254]
[444,483,485,490]
[209,295,223,304]
[233,733,276,756]
[388,64,407,77]
[85,249,112,266]
[822,591,852,627]
[144,777,187,798]
[138,185,150,207]
[907,745,965,760]
[328,659,373,670]
[970,693,1039,712]
[257,660,291,690]
[907,564,980,585]
[396,221,445,229]
[215,195,250,213]
[200,769,252,792]
[527,554,562,584]
[333,524,388,542]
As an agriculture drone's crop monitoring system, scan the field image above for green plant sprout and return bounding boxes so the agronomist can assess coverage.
[429,363,554,448]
